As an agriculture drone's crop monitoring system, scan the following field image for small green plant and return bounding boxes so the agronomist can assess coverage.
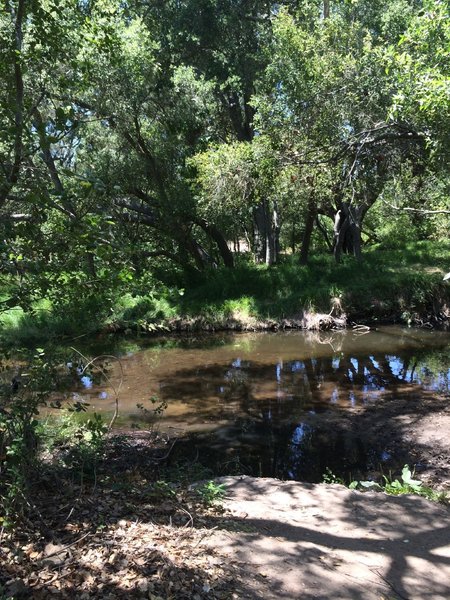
[58,412,108,485]
[196,480,226,506]
[145,480,177,502]
[137,395,168,421]
[350,465,448,503]
[82,413,109,446]
[322,467,345,485]
[0,348,63,527]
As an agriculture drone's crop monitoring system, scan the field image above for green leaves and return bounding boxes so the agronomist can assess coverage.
[384,0,449,154]
[350,464,448,502]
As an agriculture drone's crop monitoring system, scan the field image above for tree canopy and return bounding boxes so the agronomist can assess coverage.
[1,0,448,313]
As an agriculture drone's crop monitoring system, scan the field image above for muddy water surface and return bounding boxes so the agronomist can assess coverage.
[58,326,450,482]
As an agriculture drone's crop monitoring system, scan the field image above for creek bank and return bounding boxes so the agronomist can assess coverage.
[202,475,450,599]
[1,446,448,600]
[105,307,450,336]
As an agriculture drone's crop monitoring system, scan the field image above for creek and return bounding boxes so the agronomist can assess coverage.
[54,325,450,483]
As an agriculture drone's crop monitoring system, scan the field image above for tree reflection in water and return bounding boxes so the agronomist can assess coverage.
[49,327,450,482]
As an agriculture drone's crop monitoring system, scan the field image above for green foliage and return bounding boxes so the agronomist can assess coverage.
[350,465,448,503]
[143,480,177,502]
[196,480,226,507]
[118,291,179,324]
[177,240,450,322]
[0,347,63,526]
[385,0,449,159]
[53,412,108,483]
[1,240,448,346]
[0,0,448,338]
[136,395,168,422]
[0,297,110,348]
[322,468,345,485]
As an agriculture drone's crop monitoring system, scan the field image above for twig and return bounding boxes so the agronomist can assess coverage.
[152,438,178,462]
[70,348,123,431]
[65,506,75,521]
[177,506,194,528]
[190,527,218,550]
[69,332,90,341]
[382,199,450,215]
[40,530,92,561]
[372,569,410,600]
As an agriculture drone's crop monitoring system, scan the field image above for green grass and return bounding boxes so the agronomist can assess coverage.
[178,240,450,322]
[0,296,108,347]
[1,240,449,348]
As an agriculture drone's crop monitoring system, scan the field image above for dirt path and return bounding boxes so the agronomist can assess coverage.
[205,476,450,600]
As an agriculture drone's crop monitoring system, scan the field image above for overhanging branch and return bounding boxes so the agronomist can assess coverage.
[382,200,450,215]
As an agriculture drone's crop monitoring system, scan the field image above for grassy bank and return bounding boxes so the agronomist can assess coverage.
[177,241,450,323]
[1,240,449,348]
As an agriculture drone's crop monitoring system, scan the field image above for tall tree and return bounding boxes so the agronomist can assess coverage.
[250,1,435,262]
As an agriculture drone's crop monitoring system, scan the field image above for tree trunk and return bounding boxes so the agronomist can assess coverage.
[253,201,279,265]
[86,252,97,278]
[182,234,210,271]
[333,202,363,263]
[266,200,280,265]
[299,203,316,265]
[194,218,234,268]
[315,215,334,252]
[253,204,266,263]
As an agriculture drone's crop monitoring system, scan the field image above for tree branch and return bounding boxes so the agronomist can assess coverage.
[1,213,32,222]
[32,108,77,218]
[115,202,157,227]
[382,200,450,215]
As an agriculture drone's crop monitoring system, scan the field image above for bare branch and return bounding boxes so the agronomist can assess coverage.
[382,200,450,215]
[1,213,32,222]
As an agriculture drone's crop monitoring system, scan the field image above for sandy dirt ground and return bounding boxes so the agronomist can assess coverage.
[205,476,450,600]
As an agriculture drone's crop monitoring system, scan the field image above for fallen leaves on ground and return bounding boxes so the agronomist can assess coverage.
[0,435,240,599]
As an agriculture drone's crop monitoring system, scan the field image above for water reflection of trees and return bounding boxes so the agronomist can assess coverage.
[159,342,449,482]
[158,343,449,426]
[61,330,449,418]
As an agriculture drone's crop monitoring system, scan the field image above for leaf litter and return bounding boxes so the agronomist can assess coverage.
[0,434,242,599]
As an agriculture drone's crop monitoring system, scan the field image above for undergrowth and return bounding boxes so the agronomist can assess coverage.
[0,240,449,348]
[322,464,448,504]
[349,465,448,503]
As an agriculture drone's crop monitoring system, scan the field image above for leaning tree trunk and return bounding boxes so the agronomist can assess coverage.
[193,217,234,268]
[333,202,363,263]
[181,231,212,271]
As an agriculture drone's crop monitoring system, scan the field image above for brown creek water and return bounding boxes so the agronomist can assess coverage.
[53,326,450,482]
